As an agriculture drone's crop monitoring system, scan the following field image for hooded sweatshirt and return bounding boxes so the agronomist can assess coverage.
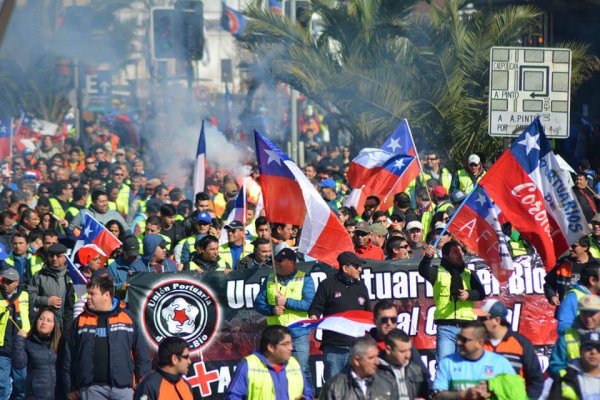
[131,234,176,273]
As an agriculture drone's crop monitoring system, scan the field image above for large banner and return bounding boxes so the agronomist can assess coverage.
[127,255,556,399]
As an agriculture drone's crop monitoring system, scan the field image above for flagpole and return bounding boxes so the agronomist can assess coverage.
[432,184,480,248]
[402,119,434,205]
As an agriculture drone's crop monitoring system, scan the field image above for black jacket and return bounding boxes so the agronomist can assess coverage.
[62,299,152,393]
[319,365,398,400]
[12,334,58,400]
[549,361,585,400]
[308,272,371,348]
[378,358,431,400]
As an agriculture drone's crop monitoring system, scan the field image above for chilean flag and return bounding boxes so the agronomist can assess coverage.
[193,121,206,196]
[269,0,283,15]
[0,118,12,159]
[289,310,375,337]
[255,130,353,267]
[221,3,247,39]
[446,185,513,281]
[480,118,590,270]
[345,119,421,213]
[78,212,122,261]
[219,180,247,245]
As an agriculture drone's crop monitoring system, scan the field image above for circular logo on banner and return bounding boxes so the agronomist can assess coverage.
[142,279,220,354]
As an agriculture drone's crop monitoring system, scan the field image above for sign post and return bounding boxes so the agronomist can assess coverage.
[488,47,571,138]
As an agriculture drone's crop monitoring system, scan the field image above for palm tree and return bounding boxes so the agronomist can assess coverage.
[241,0,600,165]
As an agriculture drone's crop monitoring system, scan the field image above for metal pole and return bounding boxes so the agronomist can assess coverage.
[289,0,298,163]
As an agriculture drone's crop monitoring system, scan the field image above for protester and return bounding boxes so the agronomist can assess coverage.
[219,220,253,269]
[187,234,230,272]
[227,325,313,400]
[131,234,177,273]
[133,336,193,400]
[237,237,273,269]
[12,308,60,400]
[476,299,544,399]
[353,221,384,260]
[451,153,486,195]
[63,274,151,399]
[557,262,600,334]
[255,248,315,387]
[385,236,412,260]
[107,235,141,297]
[419,241,486,361]
[405,220,425,259]
[69,189,129,231]
[432,321,523,399]
[379,329,431,400]
[27,243,75,333]
[319,336,397,399]
[0,268,29,400]
[309,251,371,380]
[549,294,600,377]
[549,331,600,399]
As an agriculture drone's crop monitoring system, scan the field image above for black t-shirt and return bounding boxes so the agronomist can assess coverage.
[93,313,109,384]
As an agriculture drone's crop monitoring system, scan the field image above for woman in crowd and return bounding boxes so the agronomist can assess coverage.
[12,308,62,400]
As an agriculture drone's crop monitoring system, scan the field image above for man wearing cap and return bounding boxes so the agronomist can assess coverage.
[419,241,486,361]
[549,294,600,378]
[309,251,371,380]
[27,243,75,333]
[418,150,453,193]
[178,211,212,266]
[557,262,600,335]
[549,331,600,399]
[108,235,141,298]
[319,178,342,216]
[0,268,29,399]
[370,223,388,249]
[353,221,384,260]
[405,220,425,259]
[476,299,543,399]
[451,153,486,195]
[219,220,253,270]
[255,248,315,385]
[131,234,177,273]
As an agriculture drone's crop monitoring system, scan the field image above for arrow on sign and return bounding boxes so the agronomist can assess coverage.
[529,91,547,99]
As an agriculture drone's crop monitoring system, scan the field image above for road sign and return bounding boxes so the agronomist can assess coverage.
[85,71,112,97]
[488,47,571,138]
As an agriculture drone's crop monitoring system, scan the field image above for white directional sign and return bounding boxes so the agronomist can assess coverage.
[488,47,571,138]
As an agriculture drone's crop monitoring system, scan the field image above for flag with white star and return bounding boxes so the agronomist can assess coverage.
[447,185,513,280]
[480,117,589,270]
[254,130,353,267]
[0,117,12,158]
[75,212,122,265]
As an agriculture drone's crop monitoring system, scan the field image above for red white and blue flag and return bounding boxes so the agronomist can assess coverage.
[255,130,353,267]
[269,0,283,15]
[221,3,247,39]
[66,256,88,285]
[219,180,247,245]
[446,185,513,281]
[193,121,206,196]
[289,310,375,337]
[345,119,421,213]
[0,118,13,159]
[480,118,589,270]
[77,212,122,261]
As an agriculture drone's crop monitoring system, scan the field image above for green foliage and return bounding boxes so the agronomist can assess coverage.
[241,0,600,166]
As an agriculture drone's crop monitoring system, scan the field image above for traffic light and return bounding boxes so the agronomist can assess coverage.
[151,8,180,60]
[176,0,205,60]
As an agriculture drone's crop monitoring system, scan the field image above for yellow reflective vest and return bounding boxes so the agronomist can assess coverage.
[245,354,304,400]
[265,271,308,327]
[0,291,31,346]
[433,266,476,321]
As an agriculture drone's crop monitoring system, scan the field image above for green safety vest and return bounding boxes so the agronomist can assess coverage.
[49,198,66,219]
[435,200,452,213]
[116,184,130,216]
[218,242,253,269]
[265,271,307,327]
[28,255,44,278]
[433,266,476,321]
[245,354,304,400]
[455,169,486,195]
[419,168,453,192]
[509,240,528,257]
[65,206,81,223]
[564,328,581,361]
[557,369,580,400]
[589,237,600,259]
[0,291,31,346]
[421,208,434,240]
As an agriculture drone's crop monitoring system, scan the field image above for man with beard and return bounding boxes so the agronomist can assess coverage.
[419,241,486,361]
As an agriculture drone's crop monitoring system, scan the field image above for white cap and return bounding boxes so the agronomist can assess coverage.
[434,222,446,230]
[468,154,481,165]
[406,221,424,231]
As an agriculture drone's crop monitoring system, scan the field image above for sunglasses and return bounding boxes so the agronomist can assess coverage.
[178,353,191,359]
[398,245,411,249]
[354,231,369,237]
[379,317,397,324]
[427,157,438,161]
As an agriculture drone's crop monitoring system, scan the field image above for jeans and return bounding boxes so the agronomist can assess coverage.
[292,334,312,387]
[436,324,461,362]
[0,355,26,400]
[80,385,134,400]
[322,345,349,382]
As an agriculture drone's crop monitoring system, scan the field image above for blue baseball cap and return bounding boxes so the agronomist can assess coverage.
[196,212,212,224]
[318,178,336,189]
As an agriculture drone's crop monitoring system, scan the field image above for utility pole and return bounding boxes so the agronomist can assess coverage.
[289,0,299,163]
